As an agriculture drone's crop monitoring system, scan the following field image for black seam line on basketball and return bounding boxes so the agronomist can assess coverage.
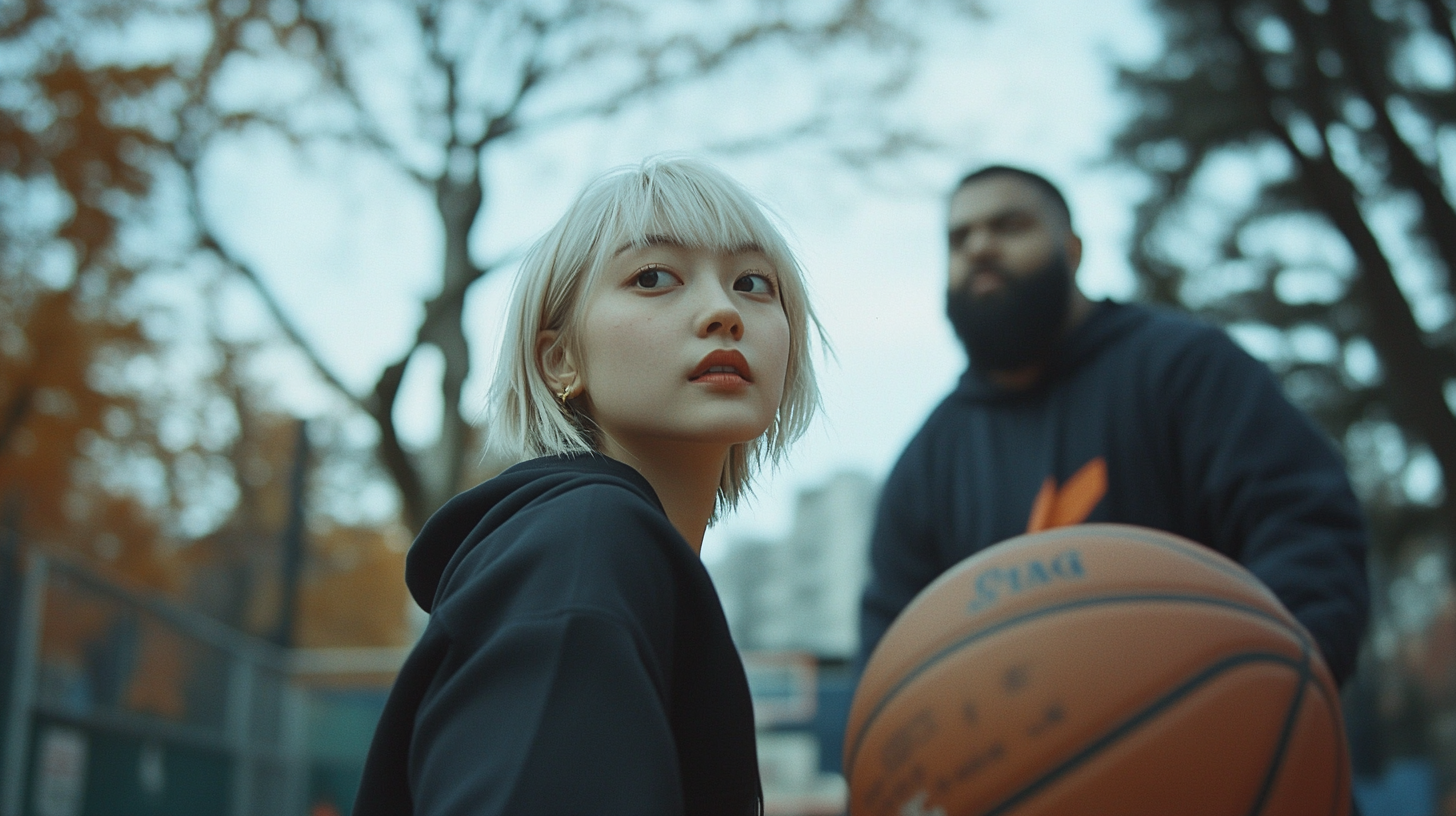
[844,592,1310,775]
[1246,642,1313,816]
[979,651,1308,816]
[844,592,1310,773]
[1244,636,1350,816]
[1332,703,1349,816]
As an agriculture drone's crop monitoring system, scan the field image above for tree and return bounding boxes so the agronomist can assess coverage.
[0,6,181,590]
[181,359,412,645]
[3,0,990,651]
[1112,0,1456,566]
[0,4,411,647]
[148,0,980,533]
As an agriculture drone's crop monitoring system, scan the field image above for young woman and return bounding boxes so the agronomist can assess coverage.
[353,156,821,816]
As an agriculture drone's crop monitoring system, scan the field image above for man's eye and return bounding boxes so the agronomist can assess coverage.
[734,273,774,295]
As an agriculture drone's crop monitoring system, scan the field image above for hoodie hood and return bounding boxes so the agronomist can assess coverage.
[955,300,1150,402]
[403,453,662,613]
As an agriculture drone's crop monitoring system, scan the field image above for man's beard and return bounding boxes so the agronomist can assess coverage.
[946,253,1073,373]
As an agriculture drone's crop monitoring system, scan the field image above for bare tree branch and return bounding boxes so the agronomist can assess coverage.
[509,2,912,138]
[0,0,47,41]
[197,230,367,413]
[290,10,431,184]
[141,0,977,532]
[468,9,551,151]
[1418,0,1456,57]
[1221,3,1456,534]
[366,351,430,532]
[1325,0,1456,292]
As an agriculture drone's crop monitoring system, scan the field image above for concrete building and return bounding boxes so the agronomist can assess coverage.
[709,472,879,815]
[712,471,879,659]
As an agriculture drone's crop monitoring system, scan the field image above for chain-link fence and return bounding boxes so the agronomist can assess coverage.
[0,544,306,816]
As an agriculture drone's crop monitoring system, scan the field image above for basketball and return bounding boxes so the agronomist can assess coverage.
[844,524,1350,816]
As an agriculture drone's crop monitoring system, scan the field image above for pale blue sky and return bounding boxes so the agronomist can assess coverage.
[196,0,1162,556]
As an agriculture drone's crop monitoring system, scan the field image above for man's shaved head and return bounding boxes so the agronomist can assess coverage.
[954,165,1073,231]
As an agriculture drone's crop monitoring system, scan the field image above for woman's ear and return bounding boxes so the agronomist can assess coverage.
[536,330,581,398]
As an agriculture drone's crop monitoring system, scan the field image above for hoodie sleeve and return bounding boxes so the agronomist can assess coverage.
[859,430,952,667]
[1161,327,1369,686]
[409,485,685,816]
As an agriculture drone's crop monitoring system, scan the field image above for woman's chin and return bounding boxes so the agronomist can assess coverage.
[595,405,778,451]
[703,416,777,446]
[665,421,775,448]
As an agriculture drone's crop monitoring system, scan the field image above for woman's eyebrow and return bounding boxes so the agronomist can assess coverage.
[613,235,686,256]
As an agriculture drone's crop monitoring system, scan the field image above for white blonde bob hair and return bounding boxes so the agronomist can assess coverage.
[486,155,822,512]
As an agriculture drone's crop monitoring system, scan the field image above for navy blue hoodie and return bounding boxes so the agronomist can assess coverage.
[354,453,761,816]
[860,301,1369,685]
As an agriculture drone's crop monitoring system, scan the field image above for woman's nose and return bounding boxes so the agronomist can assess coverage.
[699,287,744,340]
[703,308,744,340]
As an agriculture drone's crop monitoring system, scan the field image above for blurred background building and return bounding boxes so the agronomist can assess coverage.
[715,472,877,659]
[709,472,879,814]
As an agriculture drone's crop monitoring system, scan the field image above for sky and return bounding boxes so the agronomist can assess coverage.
[197,0,1163,560]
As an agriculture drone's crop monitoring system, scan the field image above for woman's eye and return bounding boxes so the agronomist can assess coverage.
[633,268,678,289]
[733,273,775,295]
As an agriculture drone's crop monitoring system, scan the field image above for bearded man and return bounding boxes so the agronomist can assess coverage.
[857,166,1369,687]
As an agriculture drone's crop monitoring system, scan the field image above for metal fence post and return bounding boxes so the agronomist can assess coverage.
[281,685,309,816]
[227,654,254,816]
[1,556,47,816]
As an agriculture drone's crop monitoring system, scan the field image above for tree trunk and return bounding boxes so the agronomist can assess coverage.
[369,356,430,533]
[421,163,484,510]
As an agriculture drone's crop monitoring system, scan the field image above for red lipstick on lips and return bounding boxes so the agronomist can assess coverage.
[689,349,753,386]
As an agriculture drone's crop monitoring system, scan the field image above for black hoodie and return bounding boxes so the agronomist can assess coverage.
[859,301,1369,685]
[354,453,761,816]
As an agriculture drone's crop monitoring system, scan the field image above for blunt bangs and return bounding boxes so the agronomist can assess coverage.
[486,155,822,517]
[573,158,799,305]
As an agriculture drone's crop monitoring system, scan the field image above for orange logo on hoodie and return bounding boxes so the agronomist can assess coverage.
[1026,457,1107,533]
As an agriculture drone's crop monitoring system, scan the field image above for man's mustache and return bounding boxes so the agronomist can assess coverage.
[964,265,1012,297]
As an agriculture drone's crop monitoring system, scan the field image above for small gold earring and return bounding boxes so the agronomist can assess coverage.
[558,384,572,404]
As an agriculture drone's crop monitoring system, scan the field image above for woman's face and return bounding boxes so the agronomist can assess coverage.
[571,239,791,452]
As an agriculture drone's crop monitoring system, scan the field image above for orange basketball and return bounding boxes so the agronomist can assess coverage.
[844,524,1350,816]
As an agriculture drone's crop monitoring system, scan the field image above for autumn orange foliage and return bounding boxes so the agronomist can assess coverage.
[0,288,179,593]
[1,49,180,594]
[1,24,414,715]
[296,524,411,650]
